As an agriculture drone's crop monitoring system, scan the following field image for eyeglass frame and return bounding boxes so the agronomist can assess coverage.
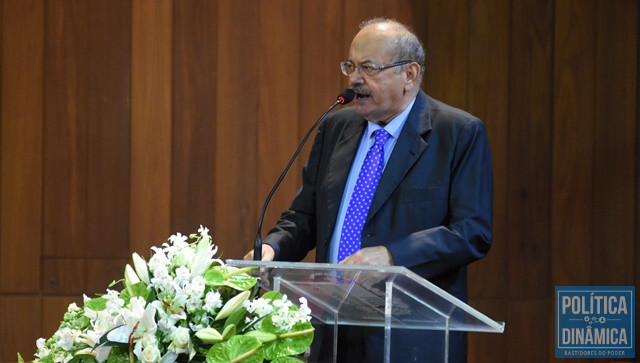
[339,59,414,76]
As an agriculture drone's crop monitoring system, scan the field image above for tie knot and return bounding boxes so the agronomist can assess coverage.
[373,129,390,146]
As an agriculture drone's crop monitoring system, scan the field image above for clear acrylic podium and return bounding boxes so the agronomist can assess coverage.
[226,260,505,363]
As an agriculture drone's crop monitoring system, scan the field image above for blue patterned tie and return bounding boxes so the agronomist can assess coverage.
[337,129,390,262]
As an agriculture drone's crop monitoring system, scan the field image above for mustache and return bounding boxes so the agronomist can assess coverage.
[351,85,371,96]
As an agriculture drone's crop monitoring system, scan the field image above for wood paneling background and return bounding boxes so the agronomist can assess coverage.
[1,0,638,361]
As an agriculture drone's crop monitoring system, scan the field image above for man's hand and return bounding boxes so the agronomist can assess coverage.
[338,246,394,265]
[243,244,275,261]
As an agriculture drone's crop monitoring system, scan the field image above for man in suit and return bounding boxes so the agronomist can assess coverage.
[245,18,493,362]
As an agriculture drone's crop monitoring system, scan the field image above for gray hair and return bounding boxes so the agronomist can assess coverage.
[359,18,426,80]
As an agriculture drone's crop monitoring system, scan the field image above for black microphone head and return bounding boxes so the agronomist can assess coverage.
[337,88,356,105]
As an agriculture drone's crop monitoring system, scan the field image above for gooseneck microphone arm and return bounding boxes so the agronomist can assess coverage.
[254,89,356,261]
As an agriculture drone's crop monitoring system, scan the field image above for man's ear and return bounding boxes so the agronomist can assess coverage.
[404,63,421,92]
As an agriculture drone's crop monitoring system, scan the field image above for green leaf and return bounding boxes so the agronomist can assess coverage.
[105,345,130,362]
[260,318,314,361]
[84,297,108,311]
[243,330,277,343]
[16,353,24,363]
[204,266,258,291]
[221,324,236,340]
[206,335,264,363]
[119,281,149,303]
[68,354,98,363]
[261,291,283,301]
[224,307,247,330]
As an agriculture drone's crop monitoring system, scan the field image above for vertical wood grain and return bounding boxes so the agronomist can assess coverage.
[172,1,217,236]
[466,0,510,299]
[0,296,42,360]
[43,0,89,258]
[300,0,345,120]
[213,1,259,257]
[637,0,640,306]
[130,0,173,253]
[592,0,637,285]
[551,0,597,286]
[86,0,131,258]
[506,299,550,361]
[257,0,302,247]
[41,258,85,295]
[85,258,127,295]
[507,0,554,299]
[424,0,468,108]
[0,0,43,293]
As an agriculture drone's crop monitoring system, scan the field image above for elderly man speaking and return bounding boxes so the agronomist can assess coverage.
[245,18,493,363]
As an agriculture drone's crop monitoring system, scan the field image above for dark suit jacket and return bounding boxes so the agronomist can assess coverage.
[264,90,493,362]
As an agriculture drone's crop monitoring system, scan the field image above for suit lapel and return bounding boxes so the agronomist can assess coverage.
[367,91,432,222]
[323,118,367,236]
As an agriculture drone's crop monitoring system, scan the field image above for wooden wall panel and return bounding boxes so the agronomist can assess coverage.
[43,0,88,258]
[424,0,468,109]
[300,0,345,120]
[130,0,173,253]
[257,0,301,250]
[85,258,128,295]
[86,0,131,259]
[0,296,41,360]
[507,0,554,299]
[551,0,597,286]
[506,300,550,362]
[592,0,637,285]
[213,1,258,258]
[41,258,85,295]
[466,0,509,299]
[172,1,217,236]
[0,0,43,293]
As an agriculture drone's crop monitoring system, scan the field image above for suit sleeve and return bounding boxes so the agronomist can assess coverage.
[385,118,493,279]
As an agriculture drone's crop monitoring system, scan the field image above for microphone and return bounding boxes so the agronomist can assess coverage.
[254,89,355,260]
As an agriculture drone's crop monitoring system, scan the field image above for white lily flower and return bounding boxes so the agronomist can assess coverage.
[107,298,157,344]
[215,290,250,321]
[54,328,80,351]
[198,225,209,237]
[190,236,217,276]
[124,264,141,296]
[132,252,150,285]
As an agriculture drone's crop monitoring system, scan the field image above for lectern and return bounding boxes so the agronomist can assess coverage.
[226,260,505,363]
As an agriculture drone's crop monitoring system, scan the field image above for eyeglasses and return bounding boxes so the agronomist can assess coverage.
[340,60,413,76]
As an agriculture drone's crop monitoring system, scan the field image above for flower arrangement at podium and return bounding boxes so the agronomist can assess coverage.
[20,226,313,363]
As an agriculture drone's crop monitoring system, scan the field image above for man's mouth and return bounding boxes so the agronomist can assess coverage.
[352,86,371,100]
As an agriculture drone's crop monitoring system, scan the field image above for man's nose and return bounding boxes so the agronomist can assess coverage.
[349,72,364,87]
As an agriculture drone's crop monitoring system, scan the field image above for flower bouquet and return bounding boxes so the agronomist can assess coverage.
[20,226,314,363]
